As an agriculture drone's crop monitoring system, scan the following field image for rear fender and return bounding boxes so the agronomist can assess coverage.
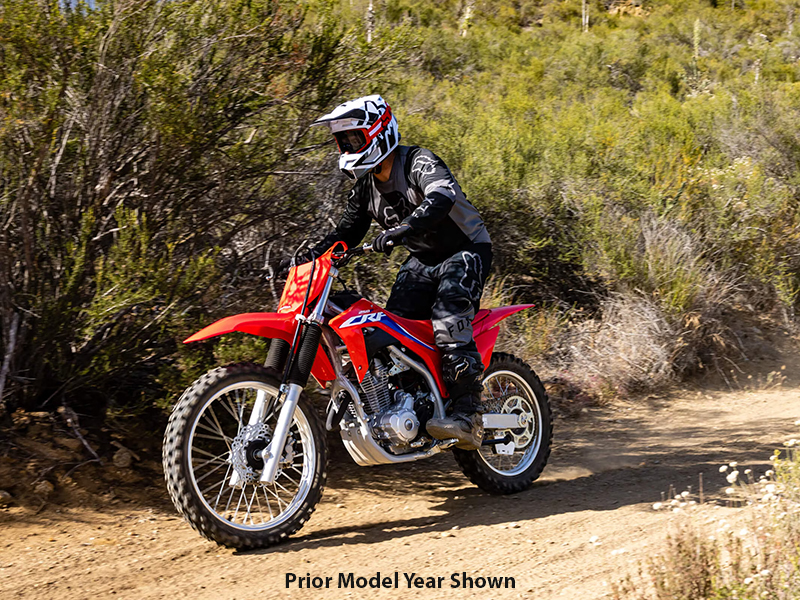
[183,313,336,386]
[473,304,534,367]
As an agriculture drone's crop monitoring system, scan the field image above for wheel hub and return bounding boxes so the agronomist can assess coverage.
[245,439,268,470]
[231,423,271,484]
[501,395,535,449]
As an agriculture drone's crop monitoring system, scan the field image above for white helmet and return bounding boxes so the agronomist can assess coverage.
[312,94,400,180]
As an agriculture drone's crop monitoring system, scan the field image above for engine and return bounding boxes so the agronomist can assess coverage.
[357,357,432,454]
[377,391,419,449]
[358,359,392,415]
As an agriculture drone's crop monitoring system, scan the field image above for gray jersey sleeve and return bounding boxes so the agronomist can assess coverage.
[333,179,372,248]
[402,149,458,231]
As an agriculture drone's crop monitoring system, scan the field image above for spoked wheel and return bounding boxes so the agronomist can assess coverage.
[162,363,327,548]
[453,352,552,494]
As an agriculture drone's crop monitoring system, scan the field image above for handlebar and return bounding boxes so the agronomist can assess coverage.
[266,244,376,280]
[332,243,374,268]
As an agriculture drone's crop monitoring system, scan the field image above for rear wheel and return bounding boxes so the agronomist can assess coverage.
[162,363,327,548]
[453,352,552,494]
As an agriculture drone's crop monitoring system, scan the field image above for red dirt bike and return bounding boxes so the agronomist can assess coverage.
[162,242,552,548]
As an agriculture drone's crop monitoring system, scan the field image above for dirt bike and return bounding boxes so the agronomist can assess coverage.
[162,242,552,548]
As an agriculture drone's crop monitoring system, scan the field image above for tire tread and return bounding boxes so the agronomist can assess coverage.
[453,352,553,495]
[162,362,327,548]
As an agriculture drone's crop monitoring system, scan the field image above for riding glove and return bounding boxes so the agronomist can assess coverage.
[373,223,412,255]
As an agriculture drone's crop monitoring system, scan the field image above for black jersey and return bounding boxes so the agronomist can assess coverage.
[325,146,491,265]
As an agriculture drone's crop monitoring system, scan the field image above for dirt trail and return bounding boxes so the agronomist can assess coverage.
[2,385,799,600]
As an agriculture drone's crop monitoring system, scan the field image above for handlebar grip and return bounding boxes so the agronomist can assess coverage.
[332,244,371,268]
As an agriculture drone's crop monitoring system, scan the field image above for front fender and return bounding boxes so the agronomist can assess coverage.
[183,313,335,386]
[183,312,298,344]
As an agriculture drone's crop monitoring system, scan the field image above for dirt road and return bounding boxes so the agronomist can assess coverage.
[2,385,799,600]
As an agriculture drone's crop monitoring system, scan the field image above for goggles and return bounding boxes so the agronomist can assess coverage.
[332,105,394,155]
[333,129,368,154]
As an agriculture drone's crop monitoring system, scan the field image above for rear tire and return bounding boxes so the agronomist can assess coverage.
[453,352,552,494]
[162,363,327,548]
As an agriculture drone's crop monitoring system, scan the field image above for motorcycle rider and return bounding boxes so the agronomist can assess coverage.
[302,94,492,450]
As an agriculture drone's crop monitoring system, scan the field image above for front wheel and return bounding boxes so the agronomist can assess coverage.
[162,363,327,548]
[453,352,552,494]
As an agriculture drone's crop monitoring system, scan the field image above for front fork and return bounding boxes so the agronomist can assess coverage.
[258,383,303,484]
[227,387,274,488]
[230,269,336,487]
[228,343,318,487]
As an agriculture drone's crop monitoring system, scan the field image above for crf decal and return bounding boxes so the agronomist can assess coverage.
[341,311,386,328]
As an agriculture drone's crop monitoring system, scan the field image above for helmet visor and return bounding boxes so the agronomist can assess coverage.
[334,129,368,154]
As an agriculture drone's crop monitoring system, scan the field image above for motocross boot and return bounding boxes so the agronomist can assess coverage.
[426,352,485,450]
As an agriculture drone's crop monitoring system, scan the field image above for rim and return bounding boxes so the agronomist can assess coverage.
[187,381,316,531]
[478,369,543,477]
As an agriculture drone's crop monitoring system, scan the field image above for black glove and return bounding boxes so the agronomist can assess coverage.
[372,223,412,255]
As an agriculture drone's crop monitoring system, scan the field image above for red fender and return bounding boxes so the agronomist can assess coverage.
[473,305,534,368]
[183,313,336,386]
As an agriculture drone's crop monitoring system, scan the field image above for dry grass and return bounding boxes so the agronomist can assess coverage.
[614,441,800,600]
[481,276,574,368]
[483,214,769,402]
[481,277,603,414]
[487,284,746,405]
[561,292,678,396]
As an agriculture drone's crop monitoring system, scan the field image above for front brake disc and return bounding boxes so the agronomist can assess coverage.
[231,423,271,484]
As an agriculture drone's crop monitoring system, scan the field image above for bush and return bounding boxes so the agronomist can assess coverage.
[0,0,410,413]
[5,0,800,415]
[389,0,800,395]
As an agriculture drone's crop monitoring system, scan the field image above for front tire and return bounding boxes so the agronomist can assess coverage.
[162,363,327,548]
[453,352,552,494]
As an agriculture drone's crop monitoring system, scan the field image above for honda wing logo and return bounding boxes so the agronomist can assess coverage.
[341,311,386,328]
